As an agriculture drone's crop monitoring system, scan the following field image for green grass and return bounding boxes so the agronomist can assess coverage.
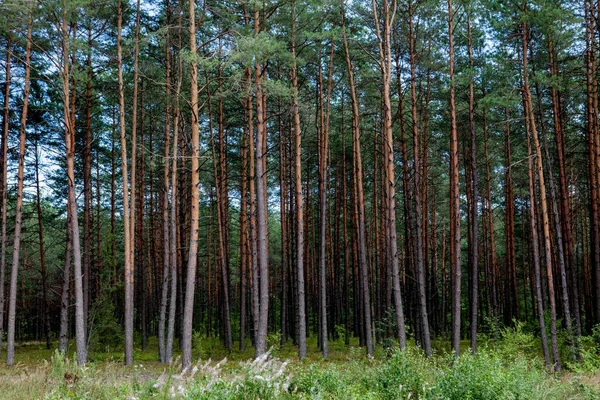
[0,329,599,399]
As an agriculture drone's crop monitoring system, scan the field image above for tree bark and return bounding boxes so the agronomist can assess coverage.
[59,210,72,354]
[62,3,87,366]
[317,40,335,359]
[253,4,269,358]
[0,32,11,360]
[83,28,93,331]
[117,0,134,366]
[291,0,306,359]
[6,5,32,365]
[158,6,171,361]
[343,3,376,355]
[182,0,200,368]
[34,140,51,350]
[448,0,461,356]
[526,112,551,367]
[521,16,560,371]
[467,12,479,353]
[407,0,431,355]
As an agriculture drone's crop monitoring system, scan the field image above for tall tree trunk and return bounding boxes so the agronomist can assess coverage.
[448,0,461,356]
[83,28,93,330]
[136,88,146,351]
[343,3,376,355]
[407,0,431,355]
[521,16,561,371]
[123,0,142,366]
[532,58,576,358]
[504,107,518,325]
[247,84,259,349]
[182,0,200,368]
[278,91,288,346]
[6,6,32,364]
[59,210,72,354]
[341,95,351,346]
[208,80,232,351]
[291,0,306,359]
[166,4,184,363]
[158,6,171,361]
[0,32,11,360]
[467,12,479,353]
[34,140,51,350]
[62,3,87,366]
[253,5,269,358]
[317,41,335,359]
[240,101,249,351]
[548,35,581,338]
[483,105,498,318]
[218,88,232,352]
[117,0,134,366]
[526,113,552,367]
[585,0,600,326]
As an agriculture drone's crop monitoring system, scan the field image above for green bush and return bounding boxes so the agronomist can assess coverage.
[494,321,539,361]
[430,352,542,399]
[267,330,283,351]
[373,346,432,399]
[291,364,348,399]
[88,294,123,353]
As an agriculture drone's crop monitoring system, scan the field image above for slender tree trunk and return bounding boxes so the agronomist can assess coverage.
[521,16,560,371]
[182,0,201,368]
[253,5,269,358]
[0,32,11,360]
[158,7,171,361]
[166,4,183,363]
[291,1,306,359]
[504,107,518,324]
[111,110,116,285]
[59,210,72,354]
[317,40,335,359]
[448,0,461,356]
[585,0,600,326]
[137,87,146,351]
[341,95,351,346]
[467,13,479,353]
[483,105,498,318]
[240,103,249,351]
[62,3,87,366]
[83,29,93,330]
[122,0,142,366]
[548,35,581,339]
[117,0,134,366]
[532,63,576,358]
[343,3,376,355]
[407,0,431,355]
[34,140,51,350]
[6,6,32,364]
[278,92,288,345]
[526,116,551,367]
[248,86,259,348]
[208,81,232,352]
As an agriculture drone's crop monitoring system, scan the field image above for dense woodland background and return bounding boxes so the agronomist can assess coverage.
[0,0,598,374]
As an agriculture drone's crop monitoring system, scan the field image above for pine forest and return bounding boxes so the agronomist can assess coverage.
[1,0,600,398]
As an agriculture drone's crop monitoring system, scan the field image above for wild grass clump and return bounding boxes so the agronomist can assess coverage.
[3,333,600,399]
[372,346,433,399]
[290,362,361,398]
[182,352,291,399]
[430,351,551,399]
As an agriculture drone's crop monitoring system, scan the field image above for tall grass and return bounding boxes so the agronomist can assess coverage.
[0,327,599,399]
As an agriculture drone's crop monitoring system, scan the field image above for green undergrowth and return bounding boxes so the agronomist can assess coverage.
[0,327,599,399]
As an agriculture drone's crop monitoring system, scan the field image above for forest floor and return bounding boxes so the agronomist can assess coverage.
[1,329,600,399]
